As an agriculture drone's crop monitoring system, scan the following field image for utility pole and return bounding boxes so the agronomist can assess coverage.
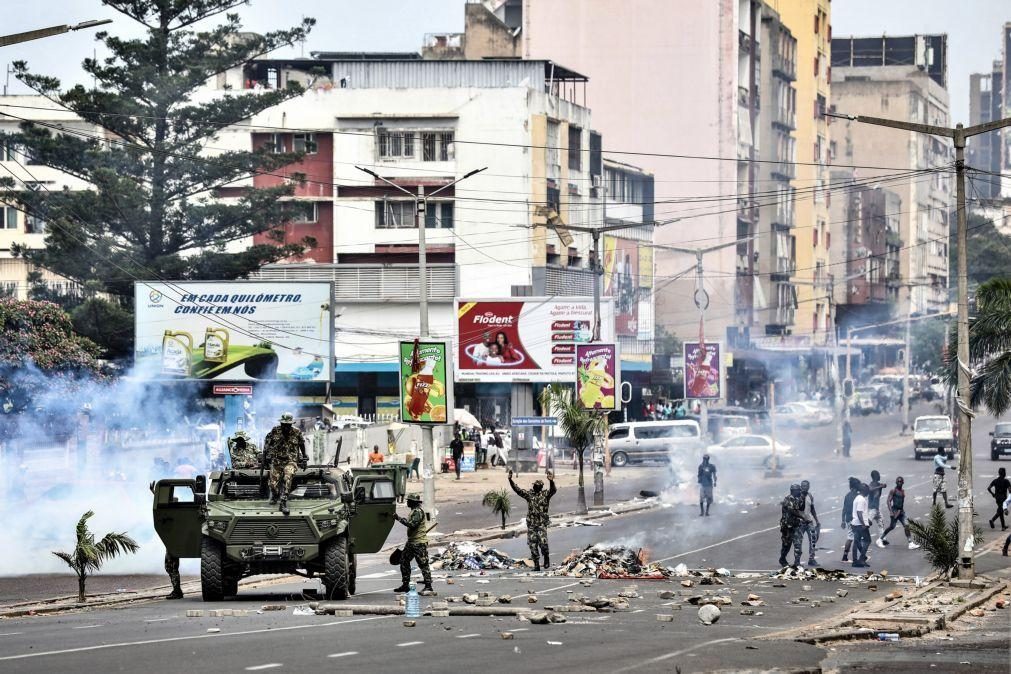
[355,165,486,521]
[902,284,913,435]
[827,111,1011,581]
[0,19,111,48]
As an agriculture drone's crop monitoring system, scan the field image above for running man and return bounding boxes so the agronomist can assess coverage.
[932,447,953,509]
[697,454,717,517]
[879,476,920,550]
[799,480,820,567]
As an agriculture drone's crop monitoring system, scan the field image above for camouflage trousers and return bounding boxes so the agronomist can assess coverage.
[164,552,181,590]
[269,461,297,495]
[527,525,550,562]
[803,522,820,561]
[779,525,803,563]
[400,542,432,586]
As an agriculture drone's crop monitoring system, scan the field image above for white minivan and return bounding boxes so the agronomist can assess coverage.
[607,420,703,467]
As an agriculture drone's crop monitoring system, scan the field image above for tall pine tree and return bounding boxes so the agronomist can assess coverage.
[0,1,316,306]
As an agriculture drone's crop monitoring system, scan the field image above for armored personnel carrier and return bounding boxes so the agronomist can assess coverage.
[152,461,408,601]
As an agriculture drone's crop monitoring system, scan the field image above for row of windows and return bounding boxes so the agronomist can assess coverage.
[2,206,45,233]
[278,200,457,229]
[266,133,318,155]
[377,130,455,162]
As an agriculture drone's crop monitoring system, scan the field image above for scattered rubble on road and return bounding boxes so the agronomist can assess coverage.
[697,604,721,625]
[430,542,523,571]
[553,545,673,579]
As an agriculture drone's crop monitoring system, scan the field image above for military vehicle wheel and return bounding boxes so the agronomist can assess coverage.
[323,535,349,600]
[348,554,357,595]
[200,537,225,601]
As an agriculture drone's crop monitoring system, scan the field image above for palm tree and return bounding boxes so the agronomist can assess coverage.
[943,277,1011,414]
[52,511,140,603]
[482,489,511,529]
[907,504,983,580]
[542,384,606,488]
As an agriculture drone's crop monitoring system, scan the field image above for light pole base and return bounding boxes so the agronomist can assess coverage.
[947,575,1000,590]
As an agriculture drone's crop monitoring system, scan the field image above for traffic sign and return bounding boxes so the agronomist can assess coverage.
[511,416,558,427]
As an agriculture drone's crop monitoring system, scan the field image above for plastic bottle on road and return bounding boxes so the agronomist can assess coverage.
[877,633,900,641]
[405,582,421,618]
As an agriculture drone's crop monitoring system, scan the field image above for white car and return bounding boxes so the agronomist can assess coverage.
[706,434,792,467]
[774,403,813,428]
[331,415,374,430]
[913,415,955,460]
[794,401,834,426]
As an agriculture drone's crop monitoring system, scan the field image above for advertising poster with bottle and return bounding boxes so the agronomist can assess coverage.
[683,340,723,400]
[399,340,453,425]
[456,297,614,383]
[575,343,620,411]
[134,281,333,382]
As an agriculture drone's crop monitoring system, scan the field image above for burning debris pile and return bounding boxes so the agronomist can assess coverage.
[554,545,673,579]
[430,542,523,571]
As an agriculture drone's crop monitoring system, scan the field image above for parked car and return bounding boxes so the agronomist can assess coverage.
[607,420,703,467]
[851,387,878,415]
[705,434,792,468]
[708,413,750,441]
[793,401,834,426]
[990,422,1011,461]
[774,403,813,428]
[913,415,955,460]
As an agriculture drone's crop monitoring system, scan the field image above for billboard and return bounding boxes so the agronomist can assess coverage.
[603,236,640,337]
[134,281,332,381]
[576,343,620,411]
[456,297,614,383]
[683,340,723,400]
[399,340,452,424]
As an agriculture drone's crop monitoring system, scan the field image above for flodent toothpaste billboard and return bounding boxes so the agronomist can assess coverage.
[455,297,614,382]
[134,281,333,382]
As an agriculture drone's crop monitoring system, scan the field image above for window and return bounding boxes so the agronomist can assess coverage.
[813,228,818,247]
[814,55,819,78]
[377,130,415,159]
[375,200,416,228]
[3,207,17,230]
[1,141,19,162]
[608,427,629,440]
[284,201,317,223]
[293,133,317,154]
[546,121,560,180]
[24,212,45,234]
[422,132,454,161]
[424,201,454,229]
[814,13,820,34]
[589,132,602,178]
[568,126,582,170]
[267,133,285,154]
[546,186,561,213]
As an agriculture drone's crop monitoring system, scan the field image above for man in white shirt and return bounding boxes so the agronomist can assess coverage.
[850,483,871,568]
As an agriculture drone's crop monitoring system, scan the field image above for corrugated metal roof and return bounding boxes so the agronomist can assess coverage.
[328,60,548,90]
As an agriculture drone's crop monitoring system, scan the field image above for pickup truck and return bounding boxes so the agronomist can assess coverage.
[913,415,955,460]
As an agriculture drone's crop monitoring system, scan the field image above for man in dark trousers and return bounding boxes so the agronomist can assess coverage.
[779,484,805,567]
[394,492,434,594]
[508,468,557,571]
[850,483,871,568]
[450,433,464,480]
[799,480,820,566]
[988,467,1011,530]
[697,454,717,516]
[841,477,860,563]
[880,476,920,550]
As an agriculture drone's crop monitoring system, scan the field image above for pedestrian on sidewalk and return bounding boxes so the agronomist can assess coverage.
[799,480,820,566]
[841,477,859,562]
[508,468,557,571]
[697,454,717,517]
[932,447,954,508]
[842,419,852,457]
[987,467,1011,530]
[879,476,920,550]
[450,433,464,480]
[778,484,805,567]
[851,483,871,568]
[868,470,885,542]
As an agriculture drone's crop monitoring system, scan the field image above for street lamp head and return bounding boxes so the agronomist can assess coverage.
[354,165,379,179]
[462,167,488,179]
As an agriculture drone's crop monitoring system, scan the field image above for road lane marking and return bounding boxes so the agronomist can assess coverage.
[245,665,282,671]
[327,652,358,658]
[0,615,390,662]
[534,582,581,595]
[456,634,481,639]
[0,633,22,637]
[144,618,171,623]
[614,637,739,673]
[511,628,529,633]
[72,625,104,630]
[396,641,423,647]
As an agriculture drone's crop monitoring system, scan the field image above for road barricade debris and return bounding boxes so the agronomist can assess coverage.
[430,542,523,571]
[553,544,674,579]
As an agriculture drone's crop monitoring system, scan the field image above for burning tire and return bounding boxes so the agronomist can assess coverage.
[323,535,349,600]
[200,536,225,602]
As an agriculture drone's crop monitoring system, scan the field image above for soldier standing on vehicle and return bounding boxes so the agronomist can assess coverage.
[799,480,820,566]
[394,493,434,594]
[227,430,259,469]
[778,484,805,567]
[263,412,307,515]
[697,454,717,517]
[932,447,953,509]
[508,468,557,571]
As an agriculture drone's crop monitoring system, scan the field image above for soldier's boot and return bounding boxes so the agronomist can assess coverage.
[394,580,411,593]
[165,586,183,600]
[422,583,435,594]
[540,546,550,568]
[269,488,278,505]
[531,552,541,571]
[280,495,289,516]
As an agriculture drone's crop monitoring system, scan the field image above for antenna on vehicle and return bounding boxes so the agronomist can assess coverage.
[331,436,343,466]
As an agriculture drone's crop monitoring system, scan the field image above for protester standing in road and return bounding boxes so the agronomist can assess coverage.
[508,468,557,571]
[932,447,953,508]
[799,480,820,566]
[450,433,464,480]
[841,477,860,562]
[842,419,852,457]
[988,467,1011,530]
[697,455,717,517]
[778,484,805,567]
[851,483,871,568]
[868,470,885,543]
[879,476,920,550]
[394,492,434,594]
[263,412,308,515]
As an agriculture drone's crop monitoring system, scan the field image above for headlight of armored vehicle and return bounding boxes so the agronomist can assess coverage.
[208,519,229,533]
[316,518,340,530]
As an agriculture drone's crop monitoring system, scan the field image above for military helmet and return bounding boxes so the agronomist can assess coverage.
[406,492,423,504]
[532,479,544,489]
[279,412,295,425]
[789,483,802,494]
[233,430,250,440]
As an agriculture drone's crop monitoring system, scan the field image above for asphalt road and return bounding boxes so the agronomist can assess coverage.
[1,404,1009,672]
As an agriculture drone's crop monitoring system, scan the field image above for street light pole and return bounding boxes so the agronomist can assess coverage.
[354,165,486,520]
[826,111,1011,580]
[0,19,112,48]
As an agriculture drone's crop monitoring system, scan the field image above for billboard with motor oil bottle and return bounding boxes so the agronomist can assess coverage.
[134,281,333,381]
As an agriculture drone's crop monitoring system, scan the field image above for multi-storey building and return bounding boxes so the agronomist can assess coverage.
[0,96,94,300]
[967,23,1011,204]
[831,34,952,316]
[773,0,832,344]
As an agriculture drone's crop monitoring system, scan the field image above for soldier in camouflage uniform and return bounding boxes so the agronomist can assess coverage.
[227,430,260,469]
[394,493,434,593]
[778,483,805,567]
[164,552,183,599]
[263,412,307,515]
[508,468,557,571]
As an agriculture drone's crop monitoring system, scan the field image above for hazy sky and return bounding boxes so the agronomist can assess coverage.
[1,1,1006,123]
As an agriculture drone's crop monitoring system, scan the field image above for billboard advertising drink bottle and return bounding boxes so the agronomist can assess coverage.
[408,360,436,420]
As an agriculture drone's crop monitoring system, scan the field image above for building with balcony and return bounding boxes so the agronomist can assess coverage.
[831,34,952,316]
